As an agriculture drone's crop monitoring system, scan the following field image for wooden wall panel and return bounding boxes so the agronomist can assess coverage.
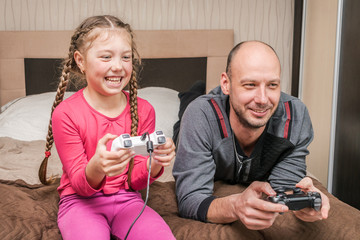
[0,0,295,94]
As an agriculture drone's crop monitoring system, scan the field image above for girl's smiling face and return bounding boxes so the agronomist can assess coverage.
[75,28,133,98]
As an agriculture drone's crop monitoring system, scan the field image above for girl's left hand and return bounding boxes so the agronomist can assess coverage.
[148,137,176,177]
[152,137,176,167]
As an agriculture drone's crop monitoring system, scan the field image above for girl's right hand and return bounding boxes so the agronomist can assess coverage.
[86,133,135,188]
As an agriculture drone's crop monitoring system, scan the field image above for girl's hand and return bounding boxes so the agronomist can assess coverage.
[148,137,176,177]
[86,134,135,188]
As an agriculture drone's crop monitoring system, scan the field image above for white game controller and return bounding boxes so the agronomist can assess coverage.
[111,130,166,156]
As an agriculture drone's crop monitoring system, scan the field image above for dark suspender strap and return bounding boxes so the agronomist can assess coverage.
[208,99,229,139]
[283,101,293,140]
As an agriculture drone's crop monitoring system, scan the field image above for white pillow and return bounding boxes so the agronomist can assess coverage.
[0,92,74,141]
[0,87,180,141]
[137,87,179,139]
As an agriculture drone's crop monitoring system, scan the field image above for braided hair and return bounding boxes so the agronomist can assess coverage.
[39,15,140,186]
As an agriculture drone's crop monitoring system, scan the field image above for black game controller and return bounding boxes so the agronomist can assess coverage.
[268,187,322,211]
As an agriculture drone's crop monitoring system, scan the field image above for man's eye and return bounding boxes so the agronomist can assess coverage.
[269,83,279,88]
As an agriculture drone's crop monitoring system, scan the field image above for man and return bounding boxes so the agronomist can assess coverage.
[173,41,330,230]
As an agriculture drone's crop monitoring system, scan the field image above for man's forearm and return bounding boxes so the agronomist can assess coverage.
[207,195,239,223]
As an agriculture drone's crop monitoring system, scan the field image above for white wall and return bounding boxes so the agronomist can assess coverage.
[0,0,295,94]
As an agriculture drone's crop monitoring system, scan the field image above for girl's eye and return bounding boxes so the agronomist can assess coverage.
[123,55,132,61]
[101,56,111,60]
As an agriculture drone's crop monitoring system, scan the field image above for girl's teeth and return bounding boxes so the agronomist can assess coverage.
[106,77,121,82]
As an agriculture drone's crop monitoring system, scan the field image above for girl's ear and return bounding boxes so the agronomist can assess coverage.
[220,72,230,95]
[74,50,85,73]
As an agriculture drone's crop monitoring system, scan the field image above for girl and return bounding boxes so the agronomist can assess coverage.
[38,15,176,240]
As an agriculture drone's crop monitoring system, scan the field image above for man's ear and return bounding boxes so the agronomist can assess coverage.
[74,50,85,73]
[220,72,230,95]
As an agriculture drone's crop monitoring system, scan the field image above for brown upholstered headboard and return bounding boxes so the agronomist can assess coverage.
[0,30,233,107]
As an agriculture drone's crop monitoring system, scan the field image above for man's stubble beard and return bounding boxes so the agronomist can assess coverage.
[230,99,276,130]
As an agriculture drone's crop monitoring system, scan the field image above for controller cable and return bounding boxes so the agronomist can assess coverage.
[124,132,153,240]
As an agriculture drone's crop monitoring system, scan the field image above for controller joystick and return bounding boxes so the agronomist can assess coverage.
[293,187,302,194]
[268,188,322,211]
[111,130,166,156]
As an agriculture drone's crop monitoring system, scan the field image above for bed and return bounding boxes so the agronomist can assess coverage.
[1,30,359,240]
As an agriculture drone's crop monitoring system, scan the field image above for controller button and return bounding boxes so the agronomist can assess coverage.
[293,188,302,194]
[122,134,131,139]
[156,130,163,135]
[313,199,322,211]
[124,140,132,148]
[157,136,166,144]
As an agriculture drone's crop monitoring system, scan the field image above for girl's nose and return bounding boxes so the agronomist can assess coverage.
[111,59,123,71]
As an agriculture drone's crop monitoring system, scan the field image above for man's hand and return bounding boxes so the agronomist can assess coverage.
[207,181,288,230]
[293,177,330,221]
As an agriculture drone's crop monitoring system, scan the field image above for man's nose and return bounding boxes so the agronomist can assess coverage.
[254,86,268,105]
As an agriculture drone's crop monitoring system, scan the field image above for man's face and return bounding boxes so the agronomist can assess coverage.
[222,43,281,129]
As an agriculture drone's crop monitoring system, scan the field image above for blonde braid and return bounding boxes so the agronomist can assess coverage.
[38,19,100,185]
[38,27,86,185]
[127,69,139,188]
[38,58,72,185]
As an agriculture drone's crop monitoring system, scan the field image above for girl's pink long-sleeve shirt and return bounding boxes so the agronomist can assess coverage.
[52,89,162,197]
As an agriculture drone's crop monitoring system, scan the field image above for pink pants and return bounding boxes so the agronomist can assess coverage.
[58,189,175,240]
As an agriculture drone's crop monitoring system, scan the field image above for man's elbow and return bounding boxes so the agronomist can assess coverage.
[177,199,200,221]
